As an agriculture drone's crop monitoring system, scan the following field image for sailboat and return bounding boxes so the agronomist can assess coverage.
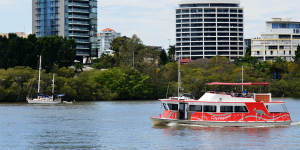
[26,56,62,104]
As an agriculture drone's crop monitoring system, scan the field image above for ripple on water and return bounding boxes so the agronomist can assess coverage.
[0,100,299,150]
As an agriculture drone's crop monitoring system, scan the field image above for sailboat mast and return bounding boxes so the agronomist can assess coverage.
[178,52,181,100]
[52,74,55,95]
[38,56,41,94]
[242,65,244,92]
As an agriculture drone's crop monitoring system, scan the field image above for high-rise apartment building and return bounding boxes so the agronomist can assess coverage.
[176,0,244,60]
[251,18,300,61]
[97,28,121,57]
[32,0,97,62]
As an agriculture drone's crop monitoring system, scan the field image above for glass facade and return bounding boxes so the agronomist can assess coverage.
[33,0,98,60]
[272,23,300,29]
[35,0,60,37]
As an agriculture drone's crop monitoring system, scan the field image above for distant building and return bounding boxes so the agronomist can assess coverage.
[97,28,121,57]
[244,39,251,50]
[32,0,98,62]
[251,18,300,61]
[0,32,29,38]
[175,0,244,60]
[146,46,163,51]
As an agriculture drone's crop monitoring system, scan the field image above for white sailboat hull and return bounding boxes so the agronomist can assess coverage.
[27,97,61,104]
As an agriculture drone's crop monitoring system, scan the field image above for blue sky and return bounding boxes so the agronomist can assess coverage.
[0,0,299,48]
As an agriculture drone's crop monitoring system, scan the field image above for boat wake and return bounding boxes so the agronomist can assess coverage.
[291,121,300,126]
[167,122,178,127]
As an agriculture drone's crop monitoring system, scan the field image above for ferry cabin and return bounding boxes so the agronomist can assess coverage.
[159,93,291,123]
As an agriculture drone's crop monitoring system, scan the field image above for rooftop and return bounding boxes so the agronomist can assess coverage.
[178,0,240,5]
[102,28,114,32]
[267,18,300,23]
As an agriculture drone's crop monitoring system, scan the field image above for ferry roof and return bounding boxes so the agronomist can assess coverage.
[206,82,270,86]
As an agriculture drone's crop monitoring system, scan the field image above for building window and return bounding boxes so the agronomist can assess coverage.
[289,51,292,55]
[269,46,278,49]
[271,51,273,55]
[257,51,260,55]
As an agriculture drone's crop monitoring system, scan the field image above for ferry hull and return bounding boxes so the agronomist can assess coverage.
[151,117,291,127]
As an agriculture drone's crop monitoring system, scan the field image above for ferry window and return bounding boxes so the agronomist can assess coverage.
[168,104,178,111]
[189,105,202,112]
[203,105,217,112]
[234,106,248,112]
[266,104,287,113]
[162,103,168,110]
[220,106,233,112]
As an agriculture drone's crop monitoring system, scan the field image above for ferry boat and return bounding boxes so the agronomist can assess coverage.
[151,82,292,127]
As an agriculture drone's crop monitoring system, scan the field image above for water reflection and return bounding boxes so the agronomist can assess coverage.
[0,99,298,150]
[153,123,291,149]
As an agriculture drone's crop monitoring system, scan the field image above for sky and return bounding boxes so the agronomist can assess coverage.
[0,0,299,49]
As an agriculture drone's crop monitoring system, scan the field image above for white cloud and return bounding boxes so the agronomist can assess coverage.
[99,0,300,48]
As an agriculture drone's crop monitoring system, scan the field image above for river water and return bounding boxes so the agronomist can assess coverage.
[0,98,299,150]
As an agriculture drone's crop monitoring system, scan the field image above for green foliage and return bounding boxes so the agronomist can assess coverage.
[94,35,169,70]
[159,50,169,65]
[92,54,115,69]
[0,34,76,71]
[294,45,300,63]
[167,45,175,62]
[2,34,300,102]
[94,68,153,100]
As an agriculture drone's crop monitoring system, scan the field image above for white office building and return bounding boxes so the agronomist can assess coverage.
[97,28,121,57]
[176,0,244,60]
[251,18,300,61]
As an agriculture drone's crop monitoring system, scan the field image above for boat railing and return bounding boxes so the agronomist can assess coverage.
[208,91,255,98]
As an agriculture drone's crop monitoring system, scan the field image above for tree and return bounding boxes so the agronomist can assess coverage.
[159,50,169,65]
[37,36,76,71]
[168,45,176,62]
[270,57,288,80]
[92,54,115,69]
[0,34,76,71]
[294,45,300,63]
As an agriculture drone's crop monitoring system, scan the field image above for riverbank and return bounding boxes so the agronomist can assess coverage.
[1,35,300,102]
[1,56,300,102]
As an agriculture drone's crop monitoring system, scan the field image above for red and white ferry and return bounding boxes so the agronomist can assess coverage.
[151,82,292,127]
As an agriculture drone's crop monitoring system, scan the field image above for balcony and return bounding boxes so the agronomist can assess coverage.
[68,2,89,8]
[76,51,90,57]
[75,39,90,44]
[68,15,89,20]
[69,21,89,26]
[69,33,90,38]
[69,8,89,14]
[69,27,89,32]
[76,45,90,49]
